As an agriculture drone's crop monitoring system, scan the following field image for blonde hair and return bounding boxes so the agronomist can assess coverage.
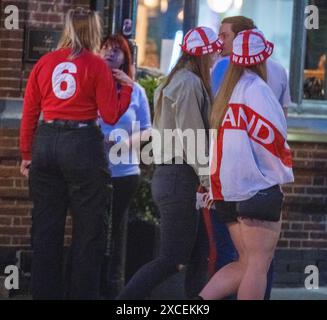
[211,63,267,128]
[57,7,102,59]
[154,53,213,125]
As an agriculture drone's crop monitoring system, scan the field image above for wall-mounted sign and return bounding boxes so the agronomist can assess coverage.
[24,28,61,62]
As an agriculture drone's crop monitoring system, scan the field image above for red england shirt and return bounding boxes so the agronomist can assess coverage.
[20,48,132,160]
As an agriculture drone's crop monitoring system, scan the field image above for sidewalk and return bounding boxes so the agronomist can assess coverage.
[271,287,327,300]
[5,288,327,300]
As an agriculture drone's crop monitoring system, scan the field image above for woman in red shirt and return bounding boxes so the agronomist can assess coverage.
[19,8,133,299]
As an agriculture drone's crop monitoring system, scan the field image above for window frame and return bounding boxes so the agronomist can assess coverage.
[289,0,327,116]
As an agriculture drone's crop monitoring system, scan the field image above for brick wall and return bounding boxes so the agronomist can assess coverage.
[0,0,91,98]
[275,142,327,287]
[279,142,327,250]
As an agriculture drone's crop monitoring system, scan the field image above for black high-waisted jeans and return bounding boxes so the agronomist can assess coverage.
[29,123,110,300]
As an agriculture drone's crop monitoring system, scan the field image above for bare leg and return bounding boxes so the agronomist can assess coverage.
[199,222,247,300]
[237,218,281,300]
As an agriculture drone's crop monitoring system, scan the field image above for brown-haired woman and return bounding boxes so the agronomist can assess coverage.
[117,27,223,300]
[20,8,133,299]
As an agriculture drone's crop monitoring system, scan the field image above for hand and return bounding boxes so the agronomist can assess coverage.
[112,69,134,87]
[196,185,214,210]
[20,160,31,178]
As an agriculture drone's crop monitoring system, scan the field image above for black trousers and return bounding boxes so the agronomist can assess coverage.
[102,174,140,299]
[28,123,109,300]
[117,164,208,300]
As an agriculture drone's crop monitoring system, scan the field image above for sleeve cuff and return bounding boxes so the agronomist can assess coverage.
[21,152,31,161]
[121,85,133,94]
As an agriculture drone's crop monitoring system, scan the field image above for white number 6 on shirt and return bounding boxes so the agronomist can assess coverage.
[52,62,77,99]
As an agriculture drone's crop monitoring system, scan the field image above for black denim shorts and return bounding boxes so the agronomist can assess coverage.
[214,185,284,224]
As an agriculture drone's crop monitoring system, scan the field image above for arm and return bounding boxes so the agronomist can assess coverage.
[175,79,210,188]
[19,64,42,162]
[95,59,133,125]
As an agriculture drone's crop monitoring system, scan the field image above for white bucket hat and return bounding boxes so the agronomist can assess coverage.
[231,28,274,66]
[181,26,223,56]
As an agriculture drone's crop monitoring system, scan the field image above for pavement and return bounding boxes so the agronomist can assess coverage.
[4,288,327,300]
[270,287,327,300]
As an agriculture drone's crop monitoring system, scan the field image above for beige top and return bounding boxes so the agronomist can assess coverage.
[152,67,212,188]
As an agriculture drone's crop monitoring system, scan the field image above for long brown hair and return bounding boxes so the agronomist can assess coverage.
[154,52,213,124]
[57,8,102,59]
[211,62,267,128]
[101,34,133,78]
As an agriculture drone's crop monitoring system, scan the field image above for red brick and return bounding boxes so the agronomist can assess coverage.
[0,50,22,60]
[294,176,312,185]
[311,215,326,222]
[0,69,22,79]
[277,240,289,248]
[0,188,29,199]
[0,179,14,187]
[306,187,327,194]
[0,236,11,245]
[290,241,302,248]
[0,217,12,225]
[283,231,309,239]
[0,129,19,137]
[313,151,327,159]
[0,226,28,235]
[21,217,31,226]
[0,39,23,50]
[281,186,292,193]
[302,241,327,248]
[0,166,21,177]
[13,217,20,225]
[0,160,19,166]
[0,207,31,218]
[291,223,303,230]
[0,148,20,159]
[310,232,327,240]
[0,138,18,147]
[313,177,325,186]
[304,223,326,231]
[293,187,305,194]
[296,151,309,158]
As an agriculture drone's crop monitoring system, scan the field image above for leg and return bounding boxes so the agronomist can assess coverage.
[200,222,247,300]
[58,125,110,299]
[106,175,140,299]
[237,218,281,300]
[117,201,200,300]
[66,168,109,299]
[185,212,209,299]
[29,166,68,300]
[117,165,200,300]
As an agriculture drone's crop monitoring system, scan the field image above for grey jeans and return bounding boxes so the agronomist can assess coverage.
[117,164,208,300]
